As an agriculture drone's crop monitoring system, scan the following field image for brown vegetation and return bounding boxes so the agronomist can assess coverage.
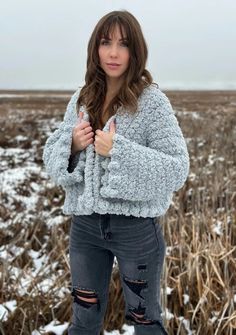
[0,90,235,334]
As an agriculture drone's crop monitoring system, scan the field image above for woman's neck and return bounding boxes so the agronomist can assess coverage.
[106,77,123,99]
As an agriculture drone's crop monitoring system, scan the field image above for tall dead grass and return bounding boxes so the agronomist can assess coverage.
[0,91,235,334]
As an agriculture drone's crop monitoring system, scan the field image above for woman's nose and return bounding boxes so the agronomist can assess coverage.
[109,44,118,56]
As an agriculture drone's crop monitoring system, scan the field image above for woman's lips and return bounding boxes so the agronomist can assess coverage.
[106,63,121,69]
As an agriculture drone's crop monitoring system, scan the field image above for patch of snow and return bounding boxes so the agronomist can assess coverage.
[188,172,196,181]
[0,245,25,263]
[57,287,70,299]
[105,323,134,334]
[179,111,203,120]
[212,221,223,236]
[32,320,69,335]
[0,300,17,321]
[4,300,17,312]
[31,253,49,275]
[15,135,28,142]
[166,287,174,295]
[1,165,42,211]
[38,278,56,293]
[28,249,40,259]
[165,246,173,256]
[208,316,218,324]
[0,245,25,262]
[162,308,174,320]
[178,317,193,335]
[207,154,224,166]
[30,182,41,192]
[0,247,8,259]
[183,294,190,304]
[198,141,205,148]
[186,188,193,196]
[47,215,65,228]
[0,305,8,321]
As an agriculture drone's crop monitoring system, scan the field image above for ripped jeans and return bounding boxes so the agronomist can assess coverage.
[68,212,168,335]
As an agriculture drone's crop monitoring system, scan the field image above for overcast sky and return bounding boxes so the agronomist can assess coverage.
[1,0,236,90]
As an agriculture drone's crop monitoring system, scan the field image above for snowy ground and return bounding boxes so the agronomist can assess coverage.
[0,90,235,334]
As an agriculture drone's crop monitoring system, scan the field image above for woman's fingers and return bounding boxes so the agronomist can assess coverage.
[79,111,84,121]
[72,113,94,149]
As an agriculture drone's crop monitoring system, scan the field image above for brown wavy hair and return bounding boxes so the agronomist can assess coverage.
[76,10,159,131]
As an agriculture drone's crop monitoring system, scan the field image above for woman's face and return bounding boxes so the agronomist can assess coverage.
[98,24,130,83]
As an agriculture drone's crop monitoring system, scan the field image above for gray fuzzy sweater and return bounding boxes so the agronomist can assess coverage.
[42,83,190,218]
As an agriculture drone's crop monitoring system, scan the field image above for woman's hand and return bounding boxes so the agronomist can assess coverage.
[71,111,94,154]
[94,119,116,157]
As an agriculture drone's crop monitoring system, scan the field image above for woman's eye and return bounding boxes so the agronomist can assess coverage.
[100,40,129,47]
[101,40,109,45]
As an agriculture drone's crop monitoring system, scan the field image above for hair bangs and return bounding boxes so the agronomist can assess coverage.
[98,17,130,44]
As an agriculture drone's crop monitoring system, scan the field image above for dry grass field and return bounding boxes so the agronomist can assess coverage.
[0,90,235,335]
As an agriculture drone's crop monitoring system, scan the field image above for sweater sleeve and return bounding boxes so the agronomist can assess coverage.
[42,89,86,188]
[100,93,190,202]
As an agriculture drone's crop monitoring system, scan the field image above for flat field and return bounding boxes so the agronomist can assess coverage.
[0,90,235,335]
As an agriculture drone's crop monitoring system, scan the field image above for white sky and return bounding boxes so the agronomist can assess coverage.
[1,0,236,90]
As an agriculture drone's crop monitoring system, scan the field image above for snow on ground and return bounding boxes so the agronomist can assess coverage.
[1,92,235,334]
[31,321,134,335]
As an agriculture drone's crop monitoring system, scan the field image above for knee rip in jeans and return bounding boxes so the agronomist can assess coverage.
[123,276,167,332]
[123,275,148,299]
[123,276,151,324]
[127,302,153,324]
[71,287,100,311]
[126,302,168,333]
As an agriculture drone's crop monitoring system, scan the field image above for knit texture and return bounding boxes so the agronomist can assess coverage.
[42,83,190,218]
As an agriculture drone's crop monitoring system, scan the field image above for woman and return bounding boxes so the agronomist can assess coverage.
[43,10,190,335]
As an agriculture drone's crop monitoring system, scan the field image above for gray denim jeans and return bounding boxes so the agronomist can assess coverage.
[68,212,168,335]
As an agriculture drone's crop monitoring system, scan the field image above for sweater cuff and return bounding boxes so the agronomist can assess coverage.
[44,123,86,188]
[57,148,86,187]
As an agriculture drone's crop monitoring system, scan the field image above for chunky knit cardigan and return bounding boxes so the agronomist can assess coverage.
[42,83,190,218]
